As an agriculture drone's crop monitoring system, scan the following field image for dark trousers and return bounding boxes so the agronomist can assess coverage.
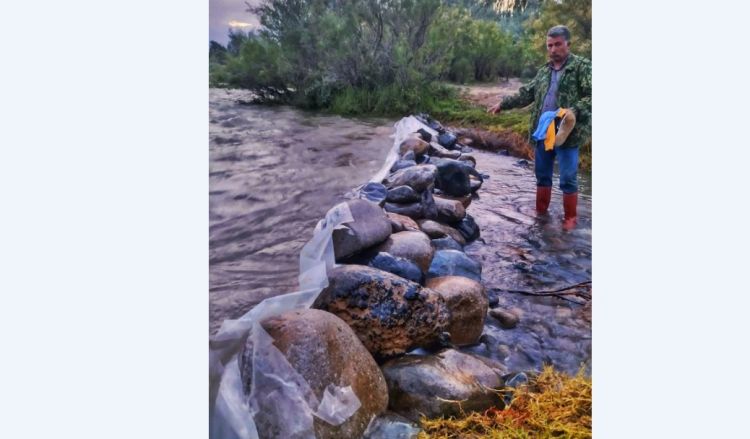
[535,140,579,194]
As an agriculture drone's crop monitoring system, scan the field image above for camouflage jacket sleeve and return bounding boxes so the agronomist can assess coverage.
[570,59,592,123]
[500,73,538,110]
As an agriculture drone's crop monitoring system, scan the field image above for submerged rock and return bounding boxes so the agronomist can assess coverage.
[489,308,519,329]
[417,219,466,246]
[373,230,435,273]
[363,412,421,439]
[384,165,437,193]
[312,265,449,359]
[332,199,392,260]
[427,250,481,282]
[240,309,388,439]
[381,349,505,421]
[386,185,421,204]
[425,276,488,346]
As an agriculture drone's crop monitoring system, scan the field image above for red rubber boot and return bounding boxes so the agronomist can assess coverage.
[562,192,578,230]
[536,186,552,214]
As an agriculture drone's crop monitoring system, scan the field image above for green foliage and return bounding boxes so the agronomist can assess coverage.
[523,0,592,65]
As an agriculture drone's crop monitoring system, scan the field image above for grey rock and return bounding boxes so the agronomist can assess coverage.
[427,250,481,282]
[332,199,392,260]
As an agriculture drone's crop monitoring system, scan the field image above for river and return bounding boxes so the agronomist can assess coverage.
[209,88,592,375]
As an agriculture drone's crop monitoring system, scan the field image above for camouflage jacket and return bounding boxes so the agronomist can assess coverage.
[501,53,592,148]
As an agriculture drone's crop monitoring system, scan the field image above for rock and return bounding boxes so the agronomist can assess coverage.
[381,349,505,421]
[368,252,424,284]
[431,236,463,251]
[240,309,388,439]
[390,159,416,173]
[363,411,421,439]
[358,182,387,205]
[459,137,473,146]
[312,265,449,359]
[433,158,483,197]
[420,186,438,220]
[428,142,461,159]
[386,212,420,233]
[386,185,421,204]
[437,132,458,150]
[384,165,437,193]
[489,309,519,329]
[416,128,432,143]
[433,196,466,223]
[398,138,430,157]
[425,276,488,346]
[456,214,480,242]
[373,230,434,273]
[470,178,482,192]
[401,150,416,161]
[333,199,392,260]
[434,193,472,209]
[457,154,476,167]
[427,250,481,282]
[384,201,423,220]
[417,219,466,245]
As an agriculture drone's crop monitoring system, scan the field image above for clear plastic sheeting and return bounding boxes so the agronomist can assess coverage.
[209,202,357,439]
[210,117,434,439]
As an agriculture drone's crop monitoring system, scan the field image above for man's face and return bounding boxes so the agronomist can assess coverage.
[546,35,570,64]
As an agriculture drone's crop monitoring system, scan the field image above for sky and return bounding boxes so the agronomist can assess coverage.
[210,0,261,45]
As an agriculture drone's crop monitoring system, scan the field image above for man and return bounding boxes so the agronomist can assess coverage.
[488,25,591,230]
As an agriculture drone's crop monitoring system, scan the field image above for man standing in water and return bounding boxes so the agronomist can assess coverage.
[487,25,591,230]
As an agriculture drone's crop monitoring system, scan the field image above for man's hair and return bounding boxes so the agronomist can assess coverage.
[547,25,571,42]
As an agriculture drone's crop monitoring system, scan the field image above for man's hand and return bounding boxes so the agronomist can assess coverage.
[487,102,501,114]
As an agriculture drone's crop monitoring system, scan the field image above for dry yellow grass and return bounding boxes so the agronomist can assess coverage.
[418,366,591,439]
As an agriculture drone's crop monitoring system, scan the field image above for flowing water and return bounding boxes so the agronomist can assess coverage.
[209,88,592,375]
[209,89,394,334]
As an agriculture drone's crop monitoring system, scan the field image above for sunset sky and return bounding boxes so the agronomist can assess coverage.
[210,0,261,45]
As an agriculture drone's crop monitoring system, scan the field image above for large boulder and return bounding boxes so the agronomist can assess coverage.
[433,159,482,197]
[240,309,388,439]
[425,276,488,346]
[312,265,449,359]
[433,196,466,223]
[384,165,437,193]
[427,250,482,282]
[417,219,466,246]
[373,230,434,273]
[381,349,505,421]
[332,199,392,260]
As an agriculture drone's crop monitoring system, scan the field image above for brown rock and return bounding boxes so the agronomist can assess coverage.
[398,138,430,157]
[489,309,519,329]
[387,212,420,233]
[313,265,449,359]
[332,199,392,260]
[240,309,388,439]
[457,154,476,167]
[373,230,434,273]
[425,276,488,345]
[381,349,505,421]
[428,142,461,159]
[416,219,466,246]
[433,196,466,223]
[437,194,472,209]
